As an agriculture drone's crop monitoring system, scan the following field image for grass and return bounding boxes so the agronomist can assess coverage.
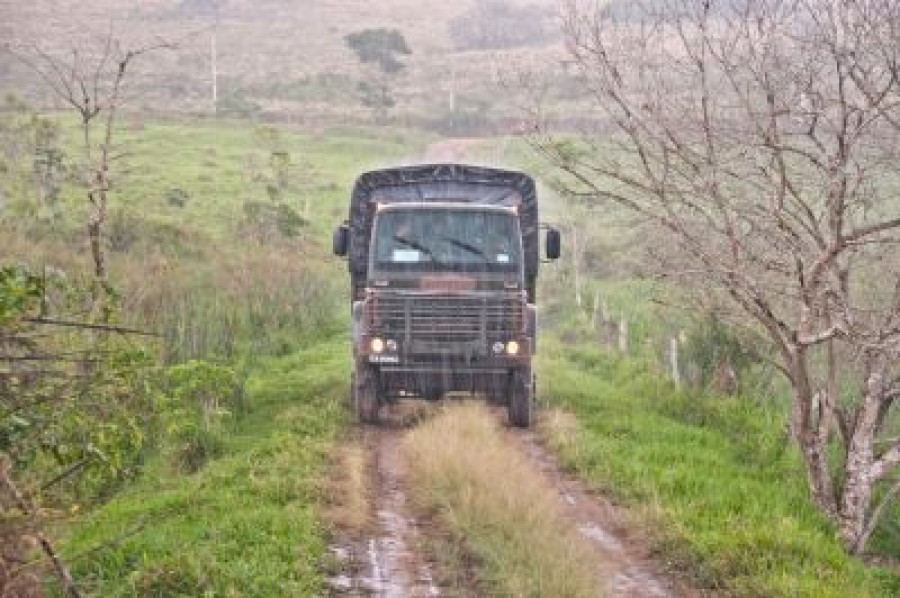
[402,401,602,597]
[538,340,900,597]
[58,337,350,596]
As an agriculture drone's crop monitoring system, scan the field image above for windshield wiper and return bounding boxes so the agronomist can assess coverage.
[440,236,489,262]
[393,235,443,265]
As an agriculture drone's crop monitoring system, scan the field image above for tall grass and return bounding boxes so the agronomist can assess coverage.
[403,402,602,597]
[115,240,344,361]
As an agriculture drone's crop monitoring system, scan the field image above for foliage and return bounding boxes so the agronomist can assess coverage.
[164,187,190,208]
[343,28,411,74]
[0,96,66,223]
[344,28,412,123]
[240,200,308,240]
[163,360,240,472]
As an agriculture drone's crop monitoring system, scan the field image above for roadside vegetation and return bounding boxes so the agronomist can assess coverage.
[1,100,424,594]
[61,339,348,596]
[539,339,900,597]
[403,401,602,597]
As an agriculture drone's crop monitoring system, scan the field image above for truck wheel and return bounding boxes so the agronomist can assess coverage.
[507,368,532,428]
[355,364,380,424]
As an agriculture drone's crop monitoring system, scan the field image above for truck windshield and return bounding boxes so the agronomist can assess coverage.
[372,208,522,272]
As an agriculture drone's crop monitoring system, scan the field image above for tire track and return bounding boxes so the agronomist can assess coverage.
[501,416,692,597]
[327,411,441,597]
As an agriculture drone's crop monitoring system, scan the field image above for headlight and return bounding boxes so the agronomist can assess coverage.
[492,341,505,354]
[506,340,520,355]
[385,339,398,352]
[371,337,385,353]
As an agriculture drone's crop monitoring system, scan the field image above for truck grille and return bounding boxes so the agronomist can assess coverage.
[370,293,523,342]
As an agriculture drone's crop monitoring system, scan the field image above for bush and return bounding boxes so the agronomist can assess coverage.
[240,200,308,241]
[165,187,190,208]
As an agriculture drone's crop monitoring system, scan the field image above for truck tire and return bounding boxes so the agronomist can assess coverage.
[507,367,532,428]
[354,364,380,424]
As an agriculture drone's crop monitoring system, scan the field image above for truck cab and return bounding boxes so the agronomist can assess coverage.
[333,164,559,426]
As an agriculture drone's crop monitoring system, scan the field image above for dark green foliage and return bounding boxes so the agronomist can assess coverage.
[1,263,161,500]
[344,28,411,74]
[164,187,190,208]
[240,200,308,240]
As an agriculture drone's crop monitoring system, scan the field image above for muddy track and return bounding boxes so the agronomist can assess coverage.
[327,403,688,597]
[327,410,442,597]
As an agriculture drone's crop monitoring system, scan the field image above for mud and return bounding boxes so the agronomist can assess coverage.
[327,408,442,597]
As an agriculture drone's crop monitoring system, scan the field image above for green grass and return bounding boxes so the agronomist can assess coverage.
[47,116,430,239]
[59,337,351,596]
[538,340,900,597]
[403,402,602,597]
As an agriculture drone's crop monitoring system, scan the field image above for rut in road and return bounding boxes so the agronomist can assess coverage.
[501,414,687,597]
[326,407,444,597]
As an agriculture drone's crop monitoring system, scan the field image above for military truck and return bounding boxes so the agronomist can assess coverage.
[332,164,560,426]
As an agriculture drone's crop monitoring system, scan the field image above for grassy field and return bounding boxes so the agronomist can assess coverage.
[538,340,900,597]
[59,337,349,596]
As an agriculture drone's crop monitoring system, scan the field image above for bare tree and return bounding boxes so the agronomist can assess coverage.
[6,34,172,319]
[533,0,900,553]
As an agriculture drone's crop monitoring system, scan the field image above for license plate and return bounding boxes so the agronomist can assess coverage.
[369,354,399,364]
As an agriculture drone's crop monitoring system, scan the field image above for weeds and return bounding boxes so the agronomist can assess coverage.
[403,401,602,597]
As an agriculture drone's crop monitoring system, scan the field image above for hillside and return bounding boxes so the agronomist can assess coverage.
[0,0,571,125]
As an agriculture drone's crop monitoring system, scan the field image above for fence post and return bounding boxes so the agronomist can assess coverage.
[669,336,680,385]
[618,317,628,353]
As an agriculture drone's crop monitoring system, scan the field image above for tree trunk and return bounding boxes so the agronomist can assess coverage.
[838,387,883,553]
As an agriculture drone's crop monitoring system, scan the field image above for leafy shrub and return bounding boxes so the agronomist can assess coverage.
[240,200,308,241]
[165,187,190,208]
[344,28,411,73]
[164,360,238,472]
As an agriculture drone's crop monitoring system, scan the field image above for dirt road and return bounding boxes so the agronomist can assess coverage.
[326,403,685,597]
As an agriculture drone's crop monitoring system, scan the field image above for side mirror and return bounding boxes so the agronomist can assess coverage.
[333,224,349,256]
[545,228,561,260]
